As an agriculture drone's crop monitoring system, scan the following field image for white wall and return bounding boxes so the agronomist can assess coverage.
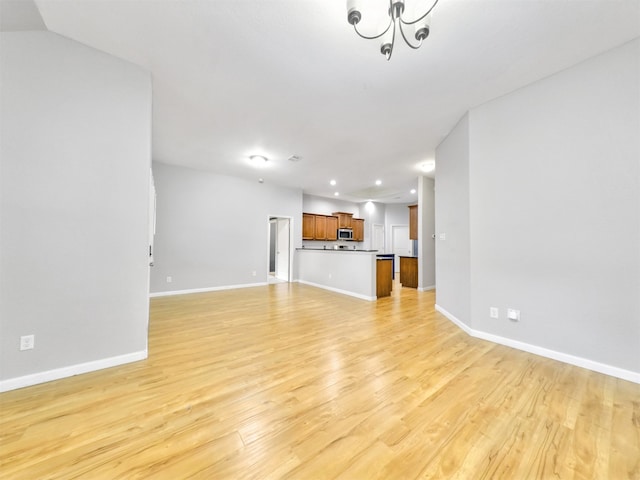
[303,194,359,217]
[150,162,302,293]
[418,176,436,290]
[436,39,640,379]
[0,32,152,389]
[435,114,471,324]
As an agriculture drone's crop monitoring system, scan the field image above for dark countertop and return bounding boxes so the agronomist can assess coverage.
[398,255,418,258]
[297,248,379,252]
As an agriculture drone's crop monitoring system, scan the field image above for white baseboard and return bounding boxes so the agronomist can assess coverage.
[0,350,148,393]
[150,282,268,298]
[418,284,436,292]
[297,280,376,302]
[435,304,640,384]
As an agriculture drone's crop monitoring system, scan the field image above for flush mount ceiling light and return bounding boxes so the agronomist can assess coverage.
[421,160,436,172]
[249,155,268,167]
[330,179,337,186]
[410,189,417,194]
[347,0,438,60]
[375,179,382,186]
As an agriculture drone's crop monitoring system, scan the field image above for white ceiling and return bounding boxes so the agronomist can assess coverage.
[9,0,640,203]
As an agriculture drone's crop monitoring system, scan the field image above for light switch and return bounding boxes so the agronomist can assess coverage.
[507,309,520,321]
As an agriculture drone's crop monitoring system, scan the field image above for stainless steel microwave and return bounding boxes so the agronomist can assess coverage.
[338,228,353,240]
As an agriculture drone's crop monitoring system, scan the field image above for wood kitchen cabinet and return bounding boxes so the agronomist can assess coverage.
[303,213,339,241]
[326,216,338,240]
[409,204,418,240]
[314,215,327,240]
[399,256,418,288]
[332,212,353,229]
[376,258,393,298]
[302,213,315,240]
[352,218,364,242]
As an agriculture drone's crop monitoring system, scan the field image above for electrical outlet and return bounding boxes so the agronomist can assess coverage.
[328,273,332,279]
[20,335,35,351]
[252,271,257,277]
[507,308,520,322]
[166,276,172,283]
[489,307,499,319]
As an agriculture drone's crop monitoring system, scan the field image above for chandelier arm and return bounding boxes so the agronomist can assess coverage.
[385,17,397,61]
[398,20,423,50]
[399,0,439,25]
[353,19,393,41]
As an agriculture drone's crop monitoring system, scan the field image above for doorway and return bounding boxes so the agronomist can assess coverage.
[391,225,411,273]
[268,217,291,284]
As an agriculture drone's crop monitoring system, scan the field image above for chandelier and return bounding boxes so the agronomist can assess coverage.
[346,0,439,60]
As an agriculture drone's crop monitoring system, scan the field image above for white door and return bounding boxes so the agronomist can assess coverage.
[276,218,290,281]
[372,223,384,252]
[391,225,411,273]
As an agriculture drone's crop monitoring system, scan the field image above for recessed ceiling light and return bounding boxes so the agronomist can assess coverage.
[375,179,382,186]
[258,178,264,183]
[330,179,337,186]
[410,189,416,194]
[334,192,339,196]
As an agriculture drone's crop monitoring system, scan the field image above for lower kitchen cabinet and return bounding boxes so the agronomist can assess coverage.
[399,256,418,288]
[376,258,393,298]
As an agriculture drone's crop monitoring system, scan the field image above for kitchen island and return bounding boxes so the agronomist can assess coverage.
[296,248,379,301]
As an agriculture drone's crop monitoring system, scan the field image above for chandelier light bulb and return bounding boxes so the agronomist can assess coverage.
[414,14,431,41]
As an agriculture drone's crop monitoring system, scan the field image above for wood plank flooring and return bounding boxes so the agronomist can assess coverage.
[1,282,639,479]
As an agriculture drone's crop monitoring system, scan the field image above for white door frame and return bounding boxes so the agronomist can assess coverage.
[267,215,293,282]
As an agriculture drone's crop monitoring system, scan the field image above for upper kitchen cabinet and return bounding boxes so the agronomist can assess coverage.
[352,218,364,242]
[326,216,338,241]
[303,213,315,240]
[332,212,353,229]
[314,215,327,240]
[303,213,339,241]
[409,205,418,240]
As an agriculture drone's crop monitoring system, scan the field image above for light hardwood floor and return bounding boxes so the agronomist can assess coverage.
[1,282,639,479]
